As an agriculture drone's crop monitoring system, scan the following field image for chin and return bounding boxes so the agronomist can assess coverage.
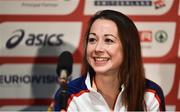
[93,68,108,74]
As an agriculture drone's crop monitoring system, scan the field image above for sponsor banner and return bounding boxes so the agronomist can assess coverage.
[166,105,176,111]
[178,81,180,100]
[0,64,81,98]
[179,39,180,57]
[0,22,82,57]
[178,81,180,99]
[0,0,79,15]
[136,22,176,57]
[179,0,180,16]
[144,63,176,96]
[0,105,47,111]
[84,0,174,15]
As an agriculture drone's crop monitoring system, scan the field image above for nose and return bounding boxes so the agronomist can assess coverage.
[95,41,104,52]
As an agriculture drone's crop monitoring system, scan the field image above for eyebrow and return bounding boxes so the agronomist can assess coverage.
[104,34,118,39]
[89,33,96,36]
[89,33,118,39]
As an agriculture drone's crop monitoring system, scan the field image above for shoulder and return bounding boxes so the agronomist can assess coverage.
[145,79,164,100]
[68,75,86,86]
[54,75,88,99]
[67,75,88,94]
[53,75,89,111]
[145,79,166,111]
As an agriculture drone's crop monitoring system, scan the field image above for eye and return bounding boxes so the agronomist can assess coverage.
[88,37,96,44]
[104,38,114,44]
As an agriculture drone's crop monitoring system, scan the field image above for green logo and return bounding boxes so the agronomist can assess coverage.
[155,30,168,43]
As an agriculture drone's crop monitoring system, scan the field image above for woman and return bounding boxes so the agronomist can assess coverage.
[54,9,165,111]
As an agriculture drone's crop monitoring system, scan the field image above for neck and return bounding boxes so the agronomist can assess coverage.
[95,72,120,91]
[94,73,120,110]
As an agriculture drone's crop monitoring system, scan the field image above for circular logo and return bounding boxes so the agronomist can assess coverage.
[155,30,168,43]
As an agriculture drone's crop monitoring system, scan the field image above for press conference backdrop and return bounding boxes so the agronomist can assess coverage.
[0,0,179,111]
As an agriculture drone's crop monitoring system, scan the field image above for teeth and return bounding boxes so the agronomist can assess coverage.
[95,57,108,61]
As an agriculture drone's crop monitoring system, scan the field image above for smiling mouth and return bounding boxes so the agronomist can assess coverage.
[94,57,109,62]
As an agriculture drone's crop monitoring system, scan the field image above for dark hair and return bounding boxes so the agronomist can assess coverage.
[82,10,146,111]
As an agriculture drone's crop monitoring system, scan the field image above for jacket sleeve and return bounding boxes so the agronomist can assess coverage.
[145,79,166,111]
[145,88,166,111]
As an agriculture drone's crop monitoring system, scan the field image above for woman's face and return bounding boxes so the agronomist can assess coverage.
[87,19,123,75]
